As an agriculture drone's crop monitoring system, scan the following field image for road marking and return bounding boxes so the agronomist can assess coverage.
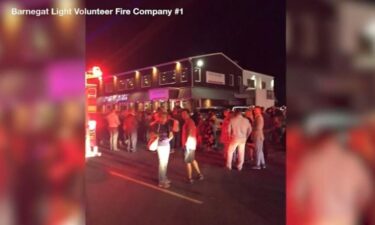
[109,170,204,205]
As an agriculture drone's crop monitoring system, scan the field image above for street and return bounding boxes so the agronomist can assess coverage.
[85,145,285,225]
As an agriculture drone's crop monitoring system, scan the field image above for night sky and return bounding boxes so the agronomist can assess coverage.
[86,0,285,104]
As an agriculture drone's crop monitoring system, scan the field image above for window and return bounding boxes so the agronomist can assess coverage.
[267,90,274,100]
[228,74,234,86]
[262,81,266,89]
[238,76,242,86]
[194,68,201,82]
[141,74,151,88]
[247,79,255,88]
[117,79,126,91]
[125,78,135,90]
[159,70,176,85]
[180,68,189,83]
[104,82,114,93]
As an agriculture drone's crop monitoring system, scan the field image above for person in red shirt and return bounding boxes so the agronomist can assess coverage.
[181,109,204,183]
[123,109,139,152]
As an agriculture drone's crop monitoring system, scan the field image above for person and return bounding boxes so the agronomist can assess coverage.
[262,108,274,160]
[123,109,139,152]
[118,109,127,148]
[106,108,120,151]
[144,111,153,141]
[138,111,147,143]
[168,112,180,154]
[181,109,204,183]
[196,113,205,150]
[201,117,215,151]
[226,110,252,171]
[244,109,255,161]
[191,110,200,124]
[209,112,222,150]
[252,107,266,169]
[172,106,183,151]
[220,109,232,160]
[150,112,173,188]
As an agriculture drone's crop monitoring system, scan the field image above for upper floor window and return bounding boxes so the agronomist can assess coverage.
[262,81,266,89]
[180,68,189,83]
[117,79,126,91]
[141,74,152,88]
[238,76,242,87]
[125,78,135,90]
[159,70,177,85]
[228,74,234,86]
[194,68,202,82]
[247,79,255,88]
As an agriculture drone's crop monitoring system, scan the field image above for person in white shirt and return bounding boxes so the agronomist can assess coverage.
[106,108,120,151]
[226,110,252,171]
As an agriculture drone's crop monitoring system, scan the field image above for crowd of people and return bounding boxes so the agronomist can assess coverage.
[98,105,286,188]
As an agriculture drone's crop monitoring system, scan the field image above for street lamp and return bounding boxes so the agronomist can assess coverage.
[196,59,204,67]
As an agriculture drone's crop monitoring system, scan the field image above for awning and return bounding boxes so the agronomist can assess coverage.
[177,88,192,99]
[127,92,149,102]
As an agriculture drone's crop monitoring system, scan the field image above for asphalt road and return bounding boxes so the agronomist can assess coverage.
[85,144,285,225]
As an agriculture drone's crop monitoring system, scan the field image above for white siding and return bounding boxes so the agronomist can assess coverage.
[242,70,275,107]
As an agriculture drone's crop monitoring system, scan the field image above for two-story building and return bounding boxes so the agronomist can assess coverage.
[94,52,275,112]
[239,70,275,109]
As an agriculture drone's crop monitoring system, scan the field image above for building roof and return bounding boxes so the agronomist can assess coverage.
[112,52,244,77]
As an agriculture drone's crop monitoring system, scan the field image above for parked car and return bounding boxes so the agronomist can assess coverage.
[231,105,254,113]
[196,106,225,120]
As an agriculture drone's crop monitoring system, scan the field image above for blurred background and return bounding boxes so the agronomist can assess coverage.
[0,0,85,225]
[287,0,375,224]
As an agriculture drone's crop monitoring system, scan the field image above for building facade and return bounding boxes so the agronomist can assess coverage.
[94,53,275,112]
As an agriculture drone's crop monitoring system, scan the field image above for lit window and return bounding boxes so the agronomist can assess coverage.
[126,77,135,90]
[159,70,176,85]
[141,74,151,88]
[180,67,189,83]
[117,79,126,91]
[194,68,201,82]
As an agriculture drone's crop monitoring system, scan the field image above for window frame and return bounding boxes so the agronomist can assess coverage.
[194,68,202,82]
[159,70,177,86]
[247,79,255,88]
[228,74,234,86]
[261,81,266,89]
[125,77,135,90]
[180,67,189,83]
[141,74,152,88]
